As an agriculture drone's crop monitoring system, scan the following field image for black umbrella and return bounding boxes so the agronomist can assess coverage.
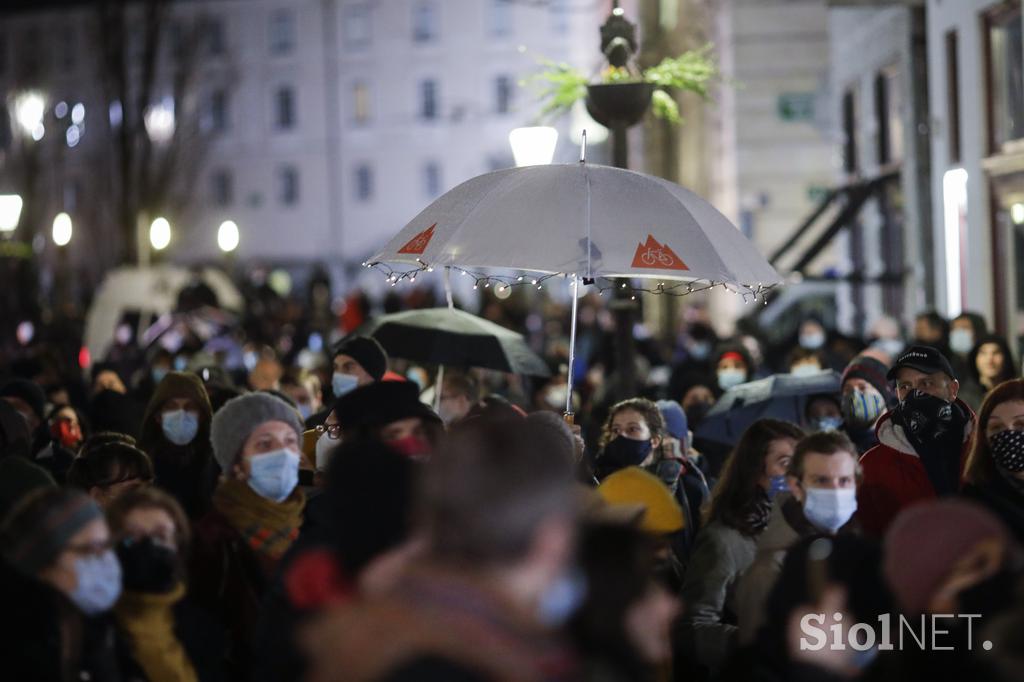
[358,307,551,377]
[694,371,841,447]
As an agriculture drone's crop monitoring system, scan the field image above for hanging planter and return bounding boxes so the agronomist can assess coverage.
[585,82,654,129]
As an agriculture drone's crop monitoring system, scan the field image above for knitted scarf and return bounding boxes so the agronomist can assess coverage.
[114,583,197,682]
[211,478,305,560]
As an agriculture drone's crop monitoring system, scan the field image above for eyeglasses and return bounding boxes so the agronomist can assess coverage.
[315,423,342,440]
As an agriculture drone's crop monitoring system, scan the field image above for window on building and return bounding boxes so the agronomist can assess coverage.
[489,0,512,37]
[550,0,568,35]
[946,30,961,163]
[343,3,372,49]
[355,163,373,201]
[874,65,903,165]
[985,3,1024,152]
[275,87,295,130]
[353,81,370,124]
[420,79,438,120]
[204,16,226,56]
[269,9,296,55]
[424,161,441,197]
[203,89,228,133]
[841,89,858,175]
[278,165,299,205]
[212,169,233,206]
[494,75,513,114]
[412,1,438,43]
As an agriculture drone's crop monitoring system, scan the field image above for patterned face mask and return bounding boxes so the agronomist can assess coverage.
[990,429,1024,473]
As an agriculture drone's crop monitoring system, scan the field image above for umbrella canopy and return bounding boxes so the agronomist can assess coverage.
[358,307,551,377]
[369,163,781,292]
[695,371,841,447]
[84,266,243,361]
[141,307,237,354]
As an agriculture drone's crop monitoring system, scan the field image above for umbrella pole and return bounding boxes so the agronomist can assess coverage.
[435,364,445,413]
[444,267,455,311]
[565,275,579,423]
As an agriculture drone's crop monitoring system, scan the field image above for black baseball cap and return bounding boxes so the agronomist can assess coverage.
[886,345,957,382]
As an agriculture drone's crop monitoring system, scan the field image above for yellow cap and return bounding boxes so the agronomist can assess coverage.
[597,466,685,535]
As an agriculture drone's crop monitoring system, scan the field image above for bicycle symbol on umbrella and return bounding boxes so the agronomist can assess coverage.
[638,246,676,267]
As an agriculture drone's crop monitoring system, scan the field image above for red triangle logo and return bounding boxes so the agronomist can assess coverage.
[397,223,436,255]
[631,234,688,270]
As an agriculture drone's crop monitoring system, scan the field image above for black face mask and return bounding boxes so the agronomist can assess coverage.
[991,429,1024,473]
[116,536,179,594]
[685,401,713,428]
[892,390,959,443]
[600,436,653,472]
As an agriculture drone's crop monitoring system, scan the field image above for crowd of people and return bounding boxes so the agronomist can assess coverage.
[2,301,1024,682]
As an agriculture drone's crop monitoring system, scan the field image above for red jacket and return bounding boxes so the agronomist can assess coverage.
[857,402,974,538]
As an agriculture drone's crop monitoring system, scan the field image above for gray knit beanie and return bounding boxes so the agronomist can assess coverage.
[210,392,304,472]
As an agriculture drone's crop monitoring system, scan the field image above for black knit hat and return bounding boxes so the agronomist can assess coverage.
[333,336,388,381]
[333,381,440,432]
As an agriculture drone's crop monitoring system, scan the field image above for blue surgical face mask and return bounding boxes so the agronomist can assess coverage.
[247,448,300,502]
[872,338,904,360]
[297,403,313,421]
[791,364,823,378]
[717,368,746,390]
[802,487,857,533]
[800,332,826,350]
[537,569,587,626]
[70,550,123,615]
[811,416,843,432]
[767,474,790,500]
[332,372,359,398]
[689,341,711,361]
[949,328,974,355]
[161,409,199,446]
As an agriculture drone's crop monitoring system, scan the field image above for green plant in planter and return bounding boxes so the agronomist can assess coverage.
[525,45,718,125]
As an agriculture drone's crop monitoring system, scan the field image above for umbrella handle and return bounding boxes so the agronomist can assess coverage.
[434,364,445,413]
[565,275,579,418]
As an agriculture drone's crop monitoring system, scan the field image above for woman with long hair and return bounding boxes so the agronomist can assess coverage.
[676,418,805,679]
[962,378,1024,543]
[960,335,1018,410]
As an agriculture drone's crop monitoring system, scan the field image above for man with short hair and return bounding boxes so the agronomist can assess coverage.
[332,336,388,397]
[857,345,975,536]
[736,430,860,643]
[302,418,579,681]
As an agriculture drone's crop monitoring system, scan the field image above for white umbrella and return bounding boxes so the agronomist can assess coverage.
[367,147,782,416]
[85,266,243,361]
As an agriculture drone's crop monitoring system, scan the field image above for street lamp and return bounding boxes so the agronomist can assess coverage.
[0,195,23,233]
[14,92,46,141]
[217,219,239,253]
[150,216,171,251]
[144,98,175,144]
[509,126,559,167]
[52,212,72,246]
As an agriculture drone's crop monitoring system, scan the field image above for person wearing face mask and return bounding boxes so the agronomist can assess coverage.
[332,381,442,461]
[0,487,128,681]
[437,371,480,427]
[963,379,1024,544]
[109,487,225,682]
[948,311,988,380]
[89,364,146,439]
[190,392,306,681]
[736,431,861,644]
[787,347,826,378]
[676,418,805,679]
[33,404,87,483]
[714,347,753,394]
[839,354,896,454]
[301,418,579,682]
[281,370,323,423]
[140,372,218,520]
[803,394,843,433]
[858,345,976,537]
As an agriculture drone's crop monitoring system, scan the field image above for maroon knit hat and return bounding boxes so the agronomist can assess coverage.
[841,354,895,406]
[884,500,1011,615]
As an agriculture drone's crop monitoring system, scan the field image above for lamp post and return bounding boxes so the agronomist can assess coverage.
[585,1,649,400]
[217,219,239,279]
[509,127,559,167]
[0,195,23,235]
[149,216,171,261]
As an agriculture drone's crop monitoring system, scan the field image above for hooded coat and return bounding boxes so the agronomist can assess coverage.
[857,402,974,537]
[140,372,219,519]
